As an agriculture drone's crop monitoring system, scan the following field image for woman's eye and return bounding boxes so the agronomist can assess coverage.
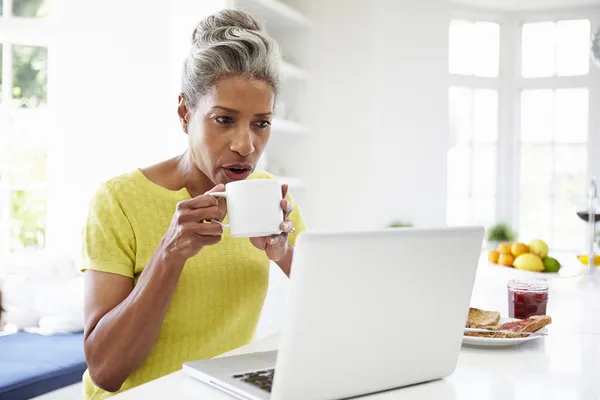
[254,120,271,129]
[215,116,234,124]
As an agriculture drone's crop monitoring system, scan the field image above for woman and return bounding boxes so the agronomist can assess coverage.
[81,9,306,398]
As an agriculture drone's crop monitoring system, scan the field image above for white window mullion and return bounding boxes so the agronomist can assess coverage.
[498,15,520,231]
[1,42,11,105]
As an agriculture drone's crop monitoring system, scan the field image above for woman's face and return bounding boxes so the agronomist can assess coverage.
[179,76,274,185]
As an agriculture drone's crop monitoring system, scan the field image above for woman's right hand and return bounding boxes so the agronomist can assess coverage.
[159,184,226,263]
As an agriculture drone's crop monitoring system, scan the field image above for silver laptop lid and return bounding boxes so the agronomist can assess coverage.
[271,226,484,400]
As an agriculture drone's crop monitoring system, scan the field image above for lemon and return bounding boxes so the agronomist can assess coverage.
[577,255,600,267]
[513,253,544,272]
[528,239,549,258]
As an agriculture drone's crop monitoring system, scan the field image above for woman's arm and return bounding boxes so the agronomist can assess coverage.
[83,252,185,392]
[83,186,225,392]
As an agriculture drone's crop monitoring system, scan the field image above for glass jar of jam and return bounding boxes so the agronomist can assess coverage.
[507,280,549,319]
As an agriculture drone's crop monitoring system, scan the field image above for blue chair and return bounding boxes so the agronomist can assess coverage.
[0,331,86,400]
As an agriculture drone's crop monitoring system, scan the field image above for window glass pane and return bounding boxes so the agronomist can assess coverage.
[12,45,48,108]
[554,145,587,197]
[447,144,471,196]
[473,89,498,142]
[12,0,50,18]
[6,109,48,183]
[449,20,473,75]
[521,90,553,143]
[553,196,585,250]
[472,144,496,195]
[471,196,496,228]
[519,196,552,244]
[447,197,470,226]
[10,190,46,251]
[449,86,472,143]
[555,88,588,143]
[473,22,500,78]
[522,22,555,78]
[521,145,553,197]
[556,20,591,77]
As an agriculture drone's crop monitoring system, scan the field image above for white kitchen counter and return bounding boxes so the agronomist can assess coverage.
[112,258,600,400]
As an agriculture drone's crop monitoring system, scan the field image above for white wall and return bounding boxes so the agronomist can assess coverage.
[46,0,225,254]
[303,0,450,230]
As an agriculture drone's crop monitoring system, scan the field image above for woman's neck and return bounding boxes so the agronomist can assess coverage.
[174,151,213,198]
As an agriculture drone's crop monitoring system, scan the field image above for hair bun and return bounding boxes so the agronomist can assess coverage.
[192,9,264,44]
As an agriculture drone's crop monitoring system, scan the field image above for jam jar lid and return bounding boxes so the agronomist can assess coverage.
[507,279,549,292]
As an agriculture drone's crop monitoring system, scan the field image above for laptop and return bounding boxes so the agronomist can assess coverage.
[183,226,484,400]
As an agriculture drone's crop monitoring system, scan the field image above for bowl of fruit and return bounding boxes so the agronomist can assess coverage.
[488,239,563,274]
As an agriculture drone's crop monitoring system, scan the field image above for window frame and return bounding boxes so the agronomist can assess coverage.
[449,5,600,250]
[0,0,53,254]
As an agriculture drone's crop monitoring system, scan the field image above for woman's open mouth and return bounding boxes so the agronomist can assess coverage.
[223,165,253,181]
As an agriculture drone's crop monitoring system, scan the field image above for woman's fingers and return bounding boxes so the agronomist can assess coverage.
[179,221,223,236]
[176,205,223,224]
[281,199,293,220]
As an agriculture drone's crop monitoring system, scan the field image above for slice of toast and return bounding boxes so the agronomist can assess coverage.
[466,315,552,338]
[466,307,501,328]
[498,315,552,333]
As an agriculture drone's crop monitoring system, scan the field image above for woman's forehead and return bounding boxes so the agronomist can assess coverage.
[203,76,274,109]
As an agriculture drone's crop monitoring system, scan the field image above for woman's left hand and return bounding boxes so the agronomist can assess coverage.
[250,184,294,262]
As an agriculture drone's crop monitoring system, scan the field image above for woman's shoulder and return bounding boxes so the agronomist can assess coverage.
[248,170,275,180]
[89,169,148,207]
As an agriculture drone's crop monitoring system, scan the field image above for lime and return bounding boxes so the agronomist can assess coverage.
[543,257,561,273]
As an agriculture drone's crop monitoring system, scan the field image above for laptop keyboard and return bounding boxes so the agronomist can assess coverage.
[232,369,275,393]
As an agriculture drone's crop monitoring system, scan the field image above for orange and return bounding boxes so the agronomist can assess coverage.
[488,250,500,263]
[511,242,529,257]
[497,242,512,255]
[498,253,515,267]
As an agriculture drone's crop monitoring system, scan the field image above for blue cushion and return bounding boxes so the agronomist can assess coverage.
[0,331,87,400]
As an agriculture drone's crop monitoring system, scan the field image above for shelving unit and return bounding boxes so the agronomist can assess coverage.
[228,0,311,207]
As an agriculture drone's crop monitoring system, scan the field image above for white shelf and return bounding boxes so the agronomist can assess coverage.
[271,119,306,135]
[236,0,311,30]
[281,61,308,81]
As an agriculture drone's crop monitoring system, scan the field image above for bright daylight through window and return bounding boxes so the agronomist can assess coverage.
[448,13,596,250]
[0,0,50,254]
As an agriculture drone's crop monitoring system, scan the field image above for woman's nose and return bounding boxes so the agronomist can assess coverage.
[230,129,255,157]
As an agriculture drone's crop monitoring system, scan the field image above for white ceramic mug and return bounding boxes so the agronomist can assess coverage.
[210,179,284,238]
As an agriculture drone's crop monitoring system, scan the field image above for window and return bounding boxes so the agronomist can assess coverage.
[447,87,499,228]
[447,11,598,250]
[449,19,500,78]
[519,18,592,249]
[0,0,51,254]
[447,18,500,228]
[522,20,591,78]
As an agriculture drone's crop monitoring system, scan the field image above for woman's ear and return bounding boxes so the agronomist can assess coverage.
[177,94,190,133]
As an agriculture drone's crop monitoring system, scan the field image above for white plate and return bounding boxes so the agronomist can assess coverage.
[462,317,548,347]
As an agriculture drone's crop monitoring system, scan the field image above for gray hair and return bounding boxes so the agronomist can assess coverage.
[182,9,281,109]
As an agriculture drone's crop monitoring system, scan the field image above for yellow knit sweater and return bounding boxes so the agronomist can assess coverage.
[81,169,305,399]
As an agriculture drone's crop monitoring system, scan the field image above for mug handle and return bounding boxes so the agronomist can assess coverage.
[209,192,230,228]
